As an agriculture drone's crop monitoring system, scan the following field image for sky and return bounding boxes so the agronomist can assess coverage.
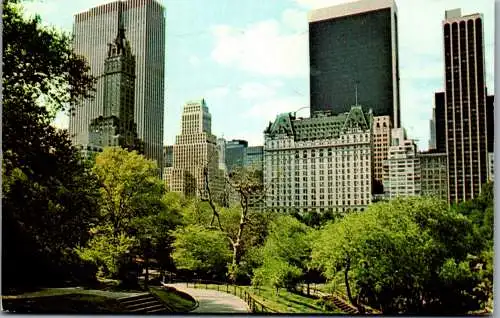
[22,0,495,150]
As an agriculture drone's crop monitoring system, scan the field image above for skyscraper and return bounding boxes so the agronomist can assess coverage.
[443,8,490,203]
[432,92,446,152]
[70,0,165,174]
[89,18,141,152]
[308,0,400,127]
[170,99,224,202]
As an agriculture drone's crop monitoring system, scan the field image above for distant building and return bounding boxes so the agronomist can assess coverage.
[246,146,264,171]
[443,9,490,203]
[225,140,248,172]
[216,138,227,172]
[428,108,436,150]
[418,151,448,199]
[384,128,421,198]
[169,99,224,201]
[264,106,373,214]
[432,92,446,153]
[164,145,173,168]
[372,116,392,193]
[77,144,103,161]
[308,0,400,127]
[88,23,142,153]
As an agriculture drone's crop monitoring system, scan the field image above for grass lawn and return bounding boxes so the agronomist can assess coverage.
[188,283,343,314]
[2,291,124,313]
[149,286,197,312]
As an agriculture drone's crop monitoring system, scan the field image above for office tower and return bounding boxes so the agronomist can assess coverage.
[225,140,248,172]
[170,99,224,201]
[486,95,494,152]
[418,151,448,199]
[429,108,436,150]
[89,21,142,152]
[164,145,173,168]
[70,0,165,174]
[443,9,489,203]
[308,0,400,127]
[433,92,447,153]
[372,116,392,193]
[384,128,421,198]
[245,146,264,171]
[264,106,373,214]
[216,138,227,172]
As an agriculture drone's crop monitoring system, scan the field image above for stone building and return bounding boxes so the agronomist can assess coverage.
[418,151,448,199]
[168,99,224,202]
[264,105,373,214]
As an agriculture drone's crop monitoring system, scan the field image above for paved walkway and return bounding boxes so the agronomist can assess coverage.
[166,283,249,313]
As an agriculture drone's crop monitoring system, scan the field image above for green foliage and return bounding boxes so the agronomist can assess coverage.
[2,0,98,291]
[253,215,314,291]
[76,225,136,278]
[310,196,493,314]
[171,225,232,278]
[93,147,165,233]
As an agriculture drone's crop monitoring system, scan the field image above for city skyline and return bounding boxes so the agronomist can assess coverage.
[23,0,495,150]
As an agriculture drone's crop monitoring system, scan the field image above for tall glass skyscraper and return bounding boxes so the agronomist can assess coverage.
[70,0,165,174]
[443,8,490,203]
[308,0,400,128]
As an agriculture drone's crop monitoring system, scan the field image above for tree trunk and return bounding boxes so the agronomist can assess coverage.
[344,257,360,311]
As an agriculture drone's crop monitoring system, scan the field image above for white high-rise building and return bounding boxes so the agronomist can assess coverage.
[70,0,165,174]
[264,106,373,214]
[384,128,421,198]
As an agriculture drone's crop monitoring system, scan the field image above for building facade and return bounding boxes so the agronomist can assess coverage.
[433,92,446,153]
[216,138,227,172]
[308,0,400,127]
[443,9,490,203]
[264,106,373,214]
[169,99,224,201]
[88,23,141,152]
[246,146,264,171]
[418,151,448,199]
[164,145,173,168]
[225,140,248,172]
[70,0,165,174]
[372,116,392,193]
[384,128,421,198]
[488,152,494,182]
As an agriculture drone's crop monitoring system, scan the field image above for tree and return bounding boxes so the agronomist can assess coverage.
[92,147,165,236]
[78,148,166,282]
[310,196,492,314]
[2,0,98,291]
[252,215,314,292]
[171,225,232,280]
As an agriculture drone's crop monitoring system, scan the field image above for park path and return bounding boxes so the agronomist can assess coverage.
[166,283,249,313]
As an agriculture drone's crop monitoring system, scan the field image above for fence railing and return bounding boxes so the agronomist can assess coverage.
[304,284,381,314]
[182,279,277,313]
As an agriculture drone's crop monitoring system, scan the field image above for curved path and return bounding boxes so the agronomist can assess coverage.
[166,283,249,313]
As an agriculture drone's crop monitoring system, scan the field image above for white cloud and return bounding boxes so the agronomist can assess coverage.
[211,19,308,78]
[294,0,356,9]
[281,8,307,32]
[189,55,201,67]
[238,82,277,100]
[205,86,230,100]
[245,96,308,122]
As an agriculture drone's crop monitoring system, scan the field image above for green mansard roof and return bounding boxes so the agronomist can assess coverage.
[265,105,373,141]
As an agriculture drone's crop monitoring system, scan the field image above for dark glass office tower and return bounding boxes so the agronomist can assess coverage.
[443,9,489,203]
[308,0,400,127]
[433,92,446,153]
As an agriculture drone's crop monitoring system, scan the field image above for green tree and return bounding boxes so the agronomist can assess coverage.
[78,148,166,281]
[92,147,165,236]
[2,0,98,291]
[171,225,232,280]
[310,196,491,314]
[253,215,314,292]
